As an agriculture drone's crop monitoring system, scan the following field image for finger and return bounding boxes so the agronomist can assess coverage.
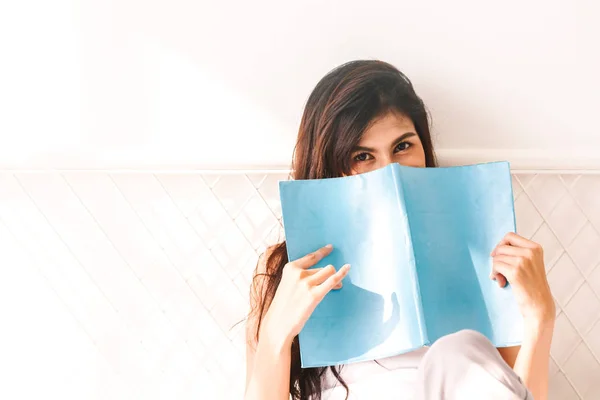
[293,244,333,269]
[497,274,507,288]
[306,265,336,285]
[489,271,508,288]
[492,260,516,283]
[492,254,520,266]
[303,268,321,276]
[332,282,343,290]
[314,264,351,299]
[496,232,538,250]
[491,245,530,258]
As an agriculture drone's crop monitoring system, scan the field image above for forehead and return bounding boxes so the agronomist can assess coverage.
[359,112,416,145]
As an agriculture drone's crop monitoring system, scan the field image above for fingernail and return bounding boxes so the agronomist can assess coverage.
[325,244,333,249]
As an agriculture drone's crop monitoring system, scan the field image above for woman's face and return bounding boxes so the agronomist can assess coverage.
[350,111,426,175]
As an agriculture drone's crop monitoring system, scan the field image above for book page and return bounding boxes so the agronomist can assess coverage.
[279,165,426,368]
[396,162,523,346]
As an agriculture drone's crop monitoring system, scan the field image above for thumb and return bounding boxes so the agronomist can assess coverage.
[491,260,514,288]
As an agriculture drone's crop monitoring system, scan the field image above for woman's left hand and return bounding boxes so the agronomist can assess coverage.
[490,232,556,324]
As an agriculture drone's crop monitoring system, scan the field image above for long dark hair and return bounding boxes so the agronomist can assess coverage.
[251,60,437,400]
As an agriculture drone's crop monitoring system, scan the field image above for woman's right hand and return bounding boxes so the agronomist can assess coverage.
[259,244,350,349]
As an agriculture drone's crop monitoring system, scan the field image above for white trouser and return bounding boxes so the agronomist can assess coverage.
[414,329,533,400]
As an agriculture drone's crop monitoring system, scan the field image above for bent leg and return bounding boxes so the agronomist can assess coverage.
[414,330,532,400]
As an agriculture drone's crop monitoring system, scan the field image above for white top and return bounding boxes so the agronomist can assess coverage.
[320,348,428,400]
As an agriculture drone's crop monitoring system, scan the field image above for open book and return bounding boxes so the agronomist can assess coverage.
[279,162,523,368]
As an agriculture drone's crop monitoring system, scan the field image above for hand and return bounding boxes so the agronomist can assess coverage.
[260,244,350,348]
[490,232,556,324]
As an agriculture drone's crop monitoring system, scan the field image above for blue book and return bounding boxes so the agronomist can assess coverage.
[279,162,523,368]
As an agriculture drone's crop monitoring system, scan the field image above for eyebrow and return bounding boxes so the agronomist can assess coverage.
[352,132,417,152]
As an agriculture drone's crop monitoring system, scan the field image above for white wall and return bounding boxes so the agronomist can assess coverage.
[1,0,599,169]
[1,170,600,399]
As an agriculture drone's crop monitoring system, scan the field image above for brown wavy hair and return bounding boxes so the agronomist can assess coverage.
[251,60,437,400]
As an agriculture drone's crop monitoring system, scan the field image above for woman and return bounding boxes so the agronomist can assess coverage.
[244,60,555,400]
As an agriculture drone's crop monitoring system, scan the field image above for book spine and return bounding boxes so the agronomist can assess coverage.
[391,165,429,346]
[506,162,518,234]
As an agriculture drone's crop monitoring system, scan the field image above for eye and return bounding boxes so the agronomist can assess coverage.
[353,152,372,162]
[394,141,411,152]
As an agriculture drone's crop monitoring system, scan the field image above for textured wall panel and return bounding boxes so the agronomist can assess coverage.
[0,171,598,399]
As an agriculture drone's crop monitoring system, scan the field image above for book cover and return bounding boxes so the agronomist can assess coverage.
[279,162,523,368]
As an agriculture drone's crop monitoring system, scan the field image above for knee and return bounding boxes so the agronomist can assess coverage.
[437,329,490,347]
[426,329,494,363]
[436,329,490,345]
[416,330,529,399]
